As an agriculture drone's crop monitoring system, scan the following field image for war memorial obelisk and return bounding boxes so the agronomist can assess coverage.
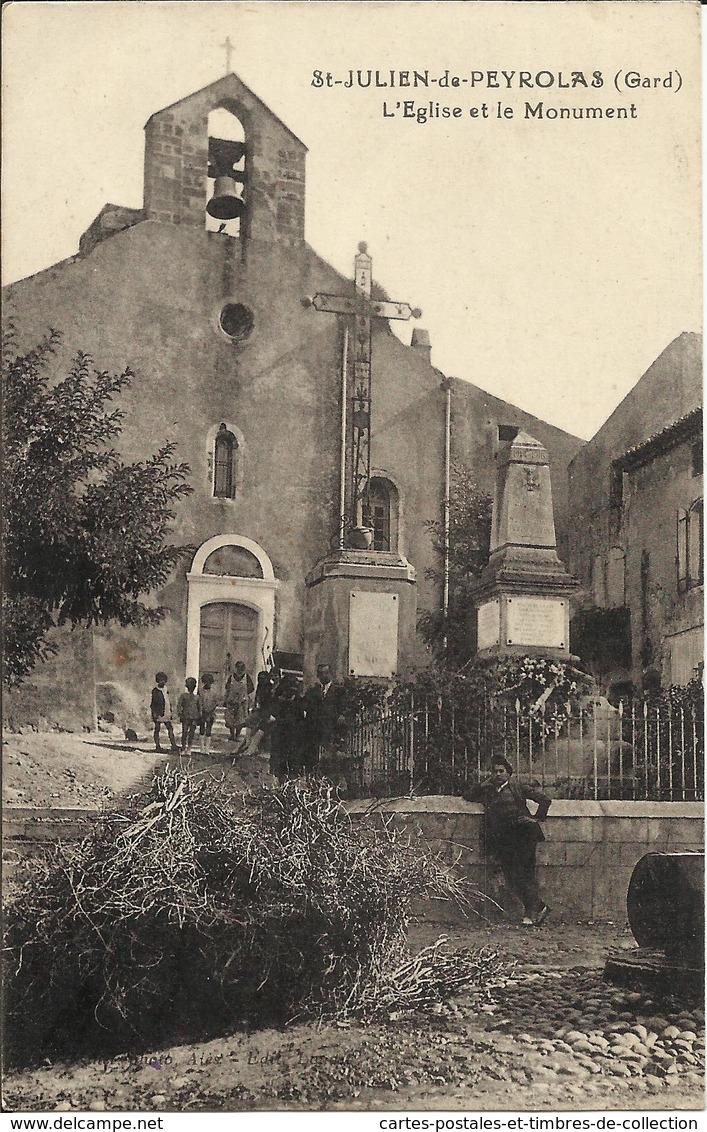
[474,431,578,658]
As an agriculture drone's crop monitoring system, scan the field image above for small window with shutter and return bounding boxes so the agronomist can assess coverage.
[677,508,689,592]
[688,499,703,588]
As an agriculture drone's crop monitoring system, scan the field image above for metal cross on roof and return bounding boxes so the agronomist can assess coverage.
[222,36,234,75]
[309,242,421,532]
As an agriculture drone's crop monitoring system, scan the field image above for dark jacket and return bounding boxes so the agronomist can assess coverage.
[150,687,166,721]
[303,681,343,746]
[270,690,306,776]
[463,779,551,851]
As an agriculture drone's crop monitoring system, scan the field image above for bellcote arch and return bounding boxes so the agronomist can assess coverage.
[185,534,278,680]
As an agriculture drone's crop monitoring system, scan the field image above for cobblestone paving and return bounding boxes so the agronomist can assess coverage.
[4,923,703,1112]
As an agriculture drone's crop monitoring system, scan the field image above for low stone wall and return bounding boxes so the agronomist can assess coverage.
[5,796,703,922]
[347,798,704,922]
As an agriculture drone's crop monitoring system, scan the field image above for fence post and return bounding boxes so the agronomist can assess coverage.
[690,702,698,799]
[605,698,612,798]
[408,693,415,796]
[667,706,674,801]
[592,706,599,801]
[617,700,624,798]
[578,705,586,798]
[567,705,573,790]
[643,701,649,800]
[679,705,686,801]
[629,701,637,801]
[539,701,546,789]
[656,703,662,800]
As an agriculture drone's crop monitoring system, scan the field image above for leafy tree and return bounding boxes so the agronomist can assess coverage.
[2,328,193,684]
[419,461,492,667]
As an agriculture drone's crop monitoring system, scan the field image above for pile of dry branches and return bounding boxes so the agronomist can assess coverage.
[5,772,500,1062]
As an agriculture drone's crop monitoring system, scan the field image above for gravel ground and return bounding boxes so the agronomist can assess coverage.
[2,729,273,810]
[3,922,704,1113]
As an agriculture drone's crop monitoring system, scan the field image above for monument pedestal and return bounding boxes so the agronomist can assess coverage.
[304,550,417,684]
[475,572,577,660]
[475,431,578,660]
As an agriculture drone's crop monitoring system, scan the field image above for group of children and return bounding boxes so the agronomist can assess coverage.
[149,668,274,758]
[150,672,212,755]
[150,663,342,783]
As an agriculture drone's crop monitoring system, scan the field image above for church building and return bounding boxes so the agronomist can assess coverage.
[4,74,583,727]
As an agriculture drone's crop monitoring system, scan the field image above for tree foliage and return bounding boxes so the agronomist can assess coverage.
[2,328,193,684]
[418,461,492,667]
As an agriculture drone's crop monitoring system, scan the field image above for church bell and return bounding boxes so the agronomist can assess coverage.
[206,175,245,220]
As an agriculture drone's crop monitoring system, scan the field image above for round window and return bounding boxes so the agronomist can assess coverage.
[219,303,254,342]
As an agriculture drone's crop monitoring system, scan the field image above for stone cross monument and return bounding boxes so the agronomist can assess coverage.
[303,244,421,683]
[309,242,421,535]
[474,431,578,658]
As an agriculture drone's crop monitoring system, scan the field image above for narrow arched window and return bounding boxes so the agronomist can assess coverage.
[214,425,237,499]
[364,477,400,552]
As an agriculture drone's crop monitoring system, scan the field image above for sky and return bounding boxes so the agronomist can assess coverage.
[1,1,702,439]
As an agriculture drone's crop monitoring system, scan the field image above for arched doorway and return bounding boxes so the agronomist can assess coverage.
[185,535,278,681]
[199,602,259,687]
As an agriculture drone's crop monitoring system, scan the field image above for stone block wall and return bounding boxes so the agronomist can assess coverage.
[143,74,307,244]
[347,797,704,922]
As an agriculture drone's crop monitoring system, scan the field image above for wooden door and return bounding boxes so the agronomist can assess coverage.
[199,602,258,687]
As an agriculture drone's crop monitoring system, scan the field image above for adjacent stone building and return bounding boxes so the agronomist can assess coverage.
[3,73,582,727]
[568,332,703,694]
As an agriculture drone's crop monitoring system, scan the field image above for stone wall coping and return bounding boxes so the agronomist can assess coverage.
[3,806,103,821]
[344,796,704,818]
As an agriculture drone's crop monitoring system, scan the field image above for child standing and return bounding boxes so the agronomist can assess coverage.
[150,672,179,752]
[224,660,254,741]
[177,677,201,756]
[199,673,220,754]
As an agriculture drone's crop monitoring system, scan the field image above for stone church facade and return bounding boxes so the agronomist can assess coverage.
[4,74,588,727]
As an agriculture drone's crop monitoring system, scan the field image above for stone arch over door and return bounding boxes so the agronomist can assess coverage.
[185,535,278,680]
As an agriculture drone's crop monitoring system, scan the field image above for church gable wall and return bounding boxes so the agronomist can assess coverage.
[4,223,345,704]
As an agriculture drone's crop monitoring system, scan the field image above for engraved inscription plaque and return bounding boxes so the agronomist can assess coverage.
[477,599,500,649]
[349,591,398,676]
[506,597,566,648]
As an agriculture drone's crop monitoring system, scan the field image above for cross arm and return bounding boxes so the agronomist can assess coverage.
[309,293,421,320]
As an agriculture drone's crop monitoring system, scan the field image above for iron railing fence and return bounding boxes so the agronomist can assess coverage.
[331,696,704,801]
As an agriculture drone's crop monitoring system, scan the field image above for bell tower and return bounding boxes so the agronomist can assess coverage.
[143,73,307,244]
